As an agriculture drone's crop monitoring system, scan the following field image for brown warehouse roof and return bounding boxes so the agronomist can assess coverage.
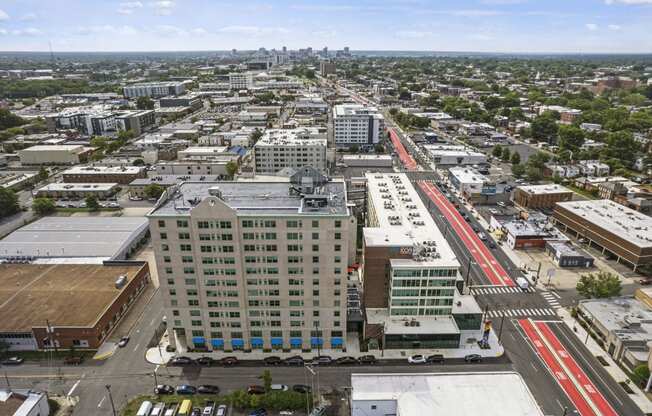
[0,263,145,332]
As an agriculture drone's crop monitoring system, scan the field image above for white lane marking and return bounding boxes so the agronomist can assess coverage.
[550,291,562,299]
[97,396,106,408]
[133,343,140,352]
[67,379,81,397]
[531,362,539,372]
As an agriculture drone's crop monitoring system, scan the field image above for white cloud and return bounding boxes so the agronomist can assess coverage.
[76,25,138,36]
[605,0,652,4]
[585,23,598,31]
[20,13,37,21]
[312,29,337,37]
[0,9,9,21]
[608,24,622,30]
[291,5,356,12]
[468,33,494,40]
[149,1,175,15]
[152,24,186,36]
[190,28,208,36]
[117,1,144,15]
[0,29,7,35]
[217,25,289,35]
[424,9,504,16]
[480,0,527,4]
[395,30,433,38]
[12,27,43,36]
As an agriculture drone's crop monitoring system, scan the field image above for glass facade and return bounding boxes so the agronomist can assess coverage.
[389,266,458,317]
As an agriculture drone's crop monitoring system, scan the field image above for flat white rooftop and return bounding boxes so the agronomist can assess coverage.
[334,103,383,118]
[342,154,392,161]
[37,182,118,192]
[518,184,572,195]
[364,173,458,267]
[351,372,544,416]
[556,199,652,248]
[63,165,144,175]
[20,145,85,152]
[255,128,326,147]
[449,166,488,184]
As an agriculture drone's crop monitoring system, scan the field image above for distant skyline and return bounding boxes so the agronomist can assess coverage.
[0,0,651,53]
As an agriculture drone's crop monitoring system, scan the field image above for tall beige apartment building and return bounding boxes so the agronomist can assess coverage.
[148,168,356,352]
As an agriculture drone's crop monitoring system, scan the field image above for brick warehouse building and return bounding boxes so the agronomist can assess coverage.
[0,262,150,351]
[553,200,652,271]
[513,184,573,210]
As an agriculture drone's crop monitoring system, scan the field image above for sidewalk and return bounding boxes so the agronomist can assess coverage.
[557,308,652,414]
[146,329,504,364]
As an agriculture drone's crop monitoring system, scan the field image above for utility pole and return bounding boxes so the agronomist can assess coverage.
[105,385,117,416]
[153,368,159,390]
[465,258,473,290]
[498,311,506,343]
[4,371,10,390]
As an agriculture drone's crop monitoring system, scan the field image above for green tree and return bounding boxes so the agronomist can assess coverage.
[32,197,55,216]
[117,129,136,141]
[492,145,503,158]
[250,129,264,144]
[0,188,20,218]
[90,136,108,149]
[349,144,360,153]
[225,161,238,179]
[511,163,526,178]
[262,369,272,392]
[374,143,385,153]
[136,96,155,110]
[531,112,559,142]
[501,146,511,162]
[510,151,521,165]
[0,340,9,358]
[632,364,651,387]
[38,166,48,181]
[576,271,622,299]
[132,158,145,166]
[144,184,165,200]
[0,108,26,130]
[558,125,585,155]
[85,195,100,211]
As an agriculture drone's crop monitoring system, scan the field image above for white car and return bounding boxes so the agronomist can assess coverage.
[407,354,427,364]
[271,384,289,391]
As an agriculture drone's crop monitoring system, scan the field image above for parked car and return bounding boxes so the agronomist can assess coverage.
[196,356,215,366]
[263,356,282,366]
[191,408,202,416]
[64,356,83,365]
[216,405,228,416]
[219,356,239,367]
[176,385,198,395]
[197,385,220,395]
[202,401,215,416]
[488,241,496,249]
[270,384,289,391]
[170,356,195,366]
[335,356,358,365]
[249,409,267,416]
[426,354,444,364]
[310,406,326,416]
[1,357,23,365]
[464,354,482,363]
[407,354,427,364]
[310,356,333,366]
[283,356,304,366]
[358,355,377,365]
[164,403,179,416]
[639,278,652,285]
[247,385,265,395]
[292,384,311,394]
[151,402,166,416]
[117,336,130,348]
[154,384,174,395]
[478,232,487,241]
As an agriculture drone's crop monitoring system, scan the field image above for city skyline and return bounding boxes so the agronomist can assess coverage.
[0,0,651,53]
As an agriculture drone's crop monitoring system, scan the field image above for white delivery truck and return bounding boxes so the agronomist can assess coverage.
[516,277,529,291]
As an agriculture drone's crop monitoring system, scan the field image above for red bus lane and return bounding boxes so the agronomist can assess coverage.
[388,128,418,171]
[518,319,597,416]
[535,322,619,416]
[418,181,514,286]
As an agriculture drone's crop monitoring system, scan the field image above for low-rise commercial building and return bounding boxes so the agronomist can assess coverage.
[577,296,652,371]
[545,241,594,268]
[363,173,482,349]
[18,145,93,166]
[35,182,119,199]
[123,82,185,98]
[229,72,254,90]
[0,172,39,191]
[0,389,49,416]
[159,95,203,111]
[128,174,221,197]
[423,144,487,166]
[341,154,393,168]
[553,200,652,270]
[45,107,117,136]
[513,184,573,210]
[253,128,327,174]
[502,218,566,250]
[154,157,239,178]
[62,165,146,184]
[333,104,384,149]
[351,372,543,416]
[0,262,149,350]
[0,216,149,262]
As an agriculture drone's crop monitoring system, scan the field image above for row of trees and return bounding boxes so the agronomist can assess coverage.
[388,108,431,129]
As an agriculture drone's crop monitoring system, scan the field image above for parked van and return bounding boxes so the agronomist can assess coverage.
[164,403,179,416]
[178,400,193,416]
[516,277,529,291]
[137,401,153,416]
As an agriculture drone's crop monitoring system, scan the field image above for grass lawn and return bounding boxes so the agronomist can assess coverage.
[2,350,96,361]
[55,207,121,213]
[566,184,599,200]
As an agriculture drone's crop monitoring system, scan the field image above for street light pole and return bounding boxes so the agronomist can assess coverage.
[498,310,506,343]
[105,385,117,416]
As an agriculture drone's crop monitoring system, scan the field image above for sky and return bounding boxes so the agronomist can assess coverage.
[0,0,651,53]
